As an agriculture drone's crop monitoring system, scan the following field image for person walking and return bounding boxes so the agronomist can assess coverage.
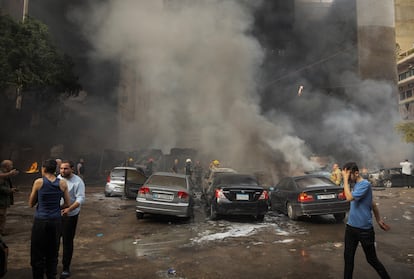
[0,160,19,236]
[29,159,71,279]
[58,160,86,279]
[342,162,390,279]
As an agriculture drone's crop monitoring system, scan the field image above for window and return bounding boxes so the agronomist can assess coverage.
[400,92,406,100]
[407,89,413,98]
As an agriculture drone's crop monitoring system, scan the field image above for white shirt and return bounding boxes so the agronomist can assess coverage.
[58,174,86,216]
[400,161,413,175]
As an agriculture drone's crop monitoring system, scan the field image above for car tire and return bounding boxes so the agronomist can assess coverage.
[136,212,144,220]
[210,204,218,220]
[256,215,265,222]
[383,179,392,188]
[287,202,298,220]
[334,212,346,222]
[104,192,110,197]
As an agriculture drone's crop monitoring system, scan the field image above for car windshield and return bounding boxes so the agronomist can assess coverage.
[111,169,125,178]
[295,176,335,189]
[148,175,186,187]
[214,175,258,186]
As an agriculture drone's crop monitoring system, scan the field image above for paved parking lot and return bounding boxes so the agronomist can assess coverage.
[3,184,414,278]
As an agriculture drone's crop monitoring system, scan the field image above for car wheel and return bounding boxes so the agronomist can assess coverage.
[136,212,144,220]
[256,215,265,222]
[104,192,110,197]
[287,202,298,220]
[383,179,392,188]
[334,213,346,222]
[210,204,218,220]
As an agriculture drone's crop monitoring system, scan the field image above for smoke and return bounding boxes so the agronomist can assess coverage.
[62,0,413,180]
[66,0,319,178]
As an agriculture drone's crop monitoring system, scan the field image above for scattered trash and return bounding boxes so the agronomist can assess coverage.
[96,233,104,237]
[408,254,413,257]
[334,243,342,248]
[167,268,176,276]
[289,248,297,252]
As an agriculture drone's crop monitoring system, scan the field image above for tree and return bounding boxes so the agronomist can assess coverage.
[0,15,81,109]
[395,122,414,143]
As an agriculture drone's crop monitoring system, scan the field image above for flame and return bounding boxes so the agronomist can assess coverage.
[25,162,39,173]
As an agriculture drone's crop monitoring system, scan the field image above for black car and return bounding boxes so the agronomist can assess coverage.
[371,167,414,188]
[270,175,349,222]
[205,173,269,221]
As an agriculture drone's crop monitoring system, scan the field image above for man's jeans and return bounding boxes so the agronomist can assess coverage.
[344,224,390,279]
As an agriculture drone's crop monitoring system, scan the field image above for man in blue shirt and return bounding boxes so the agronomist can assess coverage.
[342,162,390,279]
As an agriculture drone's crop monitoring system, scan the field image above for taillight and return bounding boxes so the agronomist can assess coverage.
[138,186,150,197]
[106,175,110,183]
[298,192,314,202]
[338,191,346,200]
[215,189,226,199]
[177,191,189,200]
[259,190,269,200]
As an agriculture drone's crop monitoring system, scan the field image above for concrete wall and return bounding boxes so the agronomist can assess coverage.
[395,0,414,52]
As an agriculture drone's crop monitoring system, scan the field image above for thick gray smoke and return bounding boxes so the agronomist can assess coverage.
[69,0,318,177]
[64,0,413,179]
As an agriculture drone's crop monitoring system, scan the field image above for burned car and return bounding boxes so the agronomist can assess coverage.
[369,167,414,188]
[105,166,147,199]
[135,172,195,219]
[269,175,349,222]
[205,173,269,221]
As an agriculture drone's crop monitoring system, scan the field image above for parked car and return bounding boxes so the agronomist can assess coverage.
[105,166,147,199]
[369,167,414,188]
[269,175,349,222]
[135,172,195,219]
[205,173,269,221]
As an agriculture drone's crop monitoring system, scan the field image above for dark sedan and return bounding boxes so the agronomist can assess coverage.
[205,173,269,221]
[135,172,195,219]
[270,175,349,222]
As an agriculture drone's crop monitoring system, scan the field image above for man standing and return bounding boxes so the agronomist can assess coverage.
[400,159,413,186]
[29,159,71,279]
[342,162,390,279]
[58,160,86,279]
[76,158,85,180]
[0,160,19,236]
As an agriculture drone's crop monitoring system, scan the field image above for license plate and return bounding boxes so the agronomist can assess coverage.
[317,194,336,200]
[236,194,249,201]
[153,193,173,201]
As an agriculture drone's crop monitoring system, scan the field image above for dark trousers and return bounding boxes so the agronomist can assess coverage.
[31,218,62,279]
[344,225,390,279]
[59,214,79,271]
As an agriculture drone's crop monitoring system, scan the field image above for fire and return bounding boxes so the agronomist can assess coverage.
[25,162,39,174]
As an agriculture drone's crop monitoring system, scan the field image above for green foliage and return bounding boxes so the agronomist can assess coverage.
[395,122,414,143]
[0,15,81,98]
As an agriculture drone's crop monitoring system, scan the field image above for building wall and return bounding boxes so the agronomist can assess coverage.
[397,48,414,121]
[395,0,414,52]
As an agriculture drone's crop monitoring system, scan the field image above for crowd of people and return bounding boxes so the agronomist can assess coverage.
[0,158,85,279]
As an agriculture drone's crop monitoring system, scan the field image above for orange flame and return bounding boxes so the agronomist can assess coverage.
[25,162,39,174]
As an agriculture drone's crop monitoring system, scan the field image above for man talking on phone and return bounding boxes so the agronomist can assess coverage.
[342,162,390,279]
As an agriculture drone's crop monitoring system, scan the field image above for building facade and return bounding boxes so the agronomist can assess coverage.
[397,47,414,121]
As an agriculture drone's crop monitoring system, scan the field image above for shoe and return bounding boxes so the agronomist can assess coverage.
[60,270,71,279]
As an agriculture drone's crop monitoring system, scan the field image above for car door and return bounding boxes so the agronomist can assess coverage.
[390,168,404,186]
[271,178,289,212]
[125,169,148,199]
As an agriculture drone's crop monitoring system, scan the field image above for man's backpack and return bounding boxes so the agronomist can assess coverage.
[0,239,8,278]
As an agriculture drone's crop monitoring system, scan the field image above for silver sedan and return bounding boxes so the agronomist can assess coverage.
[136,172,195,219]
